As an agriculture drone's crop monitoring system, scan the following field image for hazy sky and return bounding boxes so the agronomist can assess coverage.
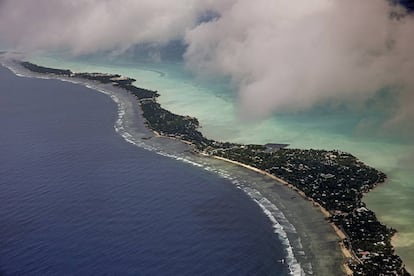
[0,0,413,133]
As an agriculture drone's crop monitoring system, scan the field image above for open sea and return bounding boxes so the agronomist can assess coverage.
[0,65,291,275]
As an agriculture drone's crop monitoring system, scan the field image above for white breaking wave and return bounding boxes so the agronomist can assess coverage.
[244,188,306,276]
[0,56,312,276]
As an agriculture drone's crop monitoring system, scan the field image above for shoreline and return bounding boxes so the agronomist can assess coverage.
[0,58,339,275]
[2,55,409,275]
[210,155,354,275]
[0,60,310,275]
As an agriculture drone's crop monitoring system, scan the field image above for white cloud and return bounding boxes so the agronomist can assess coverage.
[185,0,414,130]
[0,0,413,133]
[0,0,206,54]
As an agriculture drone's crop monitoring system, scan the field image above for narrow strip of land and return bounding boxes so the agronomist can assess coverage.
[14,59,410,276]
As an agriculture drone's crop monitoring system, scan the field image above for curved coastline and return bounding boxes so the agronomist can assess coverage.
[1,54,410,275]
[0,56,331,275]
[0,57,308,275]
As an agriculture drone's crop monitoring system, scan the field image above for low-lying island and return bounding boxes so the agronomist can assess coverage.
[18,60,411,276]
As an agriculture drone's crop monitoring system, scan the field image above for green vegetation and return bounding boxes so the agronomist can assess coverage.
[21,61,71,75]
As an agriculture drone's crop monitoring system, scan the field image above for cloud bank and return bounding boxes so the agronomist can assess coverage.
[0,0,206,54]
[185,1,414,125]
[0,0,413,132]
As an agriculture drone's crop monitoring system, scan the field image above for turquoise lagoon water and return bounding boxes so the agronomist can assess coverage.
[30,53,414,273]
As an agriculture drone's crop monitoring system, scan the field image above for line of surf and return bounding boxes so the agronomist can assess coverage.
[0,56,310,276]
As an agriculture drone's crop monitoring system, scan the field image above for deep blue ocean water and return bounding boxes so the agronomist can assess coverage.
[0,66,287,275]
